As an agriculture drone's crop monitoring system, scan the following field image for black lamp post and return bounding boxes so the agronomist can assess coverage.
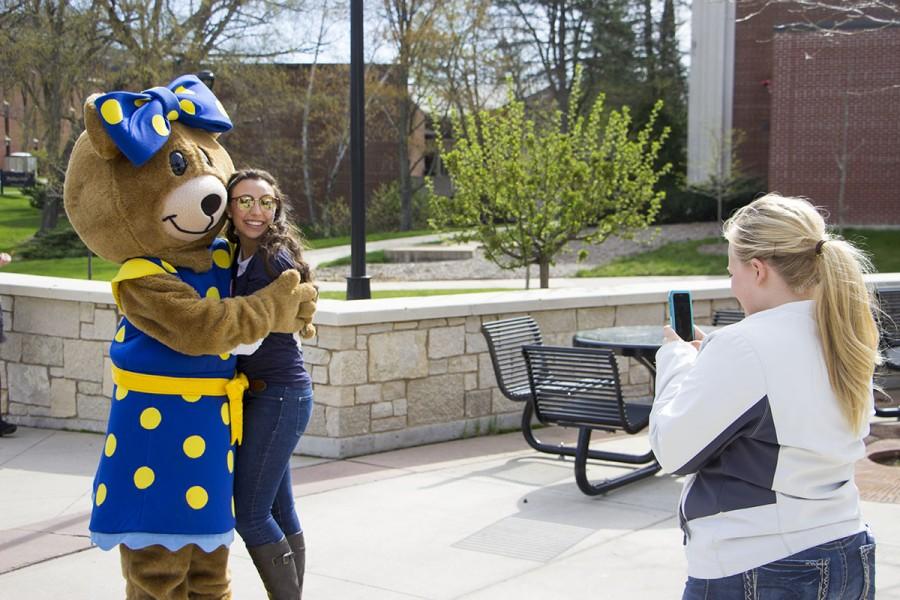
[196,70,215,90]
[346,0,371,299]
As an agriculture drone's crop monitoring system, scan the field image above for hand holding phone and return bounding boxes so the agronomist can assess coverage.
[668,290,694,342]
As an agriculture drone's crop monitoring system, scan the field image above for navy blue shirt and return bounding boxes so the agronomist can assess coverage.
[233,248,312,387]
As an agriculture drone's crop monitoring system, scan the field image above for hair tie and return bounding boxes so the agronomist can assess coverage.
[815,240,827,255]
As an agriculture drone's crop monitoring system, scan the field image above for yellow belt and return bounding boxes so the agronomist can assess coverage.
[110,365,248,445]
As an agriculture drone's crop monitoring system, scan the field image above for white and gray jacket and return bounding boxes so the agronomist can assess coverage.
[651,300,869,579]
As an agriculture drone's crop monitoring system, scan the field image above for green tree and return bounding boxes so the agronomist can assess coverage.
[433,76,670,288]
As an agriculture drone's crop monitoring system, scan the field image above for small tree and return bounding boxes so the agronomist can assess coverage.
[433,79,671,289]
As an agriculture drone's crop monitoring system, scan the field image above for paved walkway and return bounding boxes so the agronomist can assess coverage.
[2,425,900,599]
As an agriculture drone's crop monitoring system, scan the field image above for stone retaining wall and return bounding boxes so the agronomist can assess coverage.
[3,273,898,458]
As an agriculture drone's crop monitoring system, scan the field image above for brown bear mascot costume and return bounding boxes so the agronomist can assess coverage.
[64,74,316,599]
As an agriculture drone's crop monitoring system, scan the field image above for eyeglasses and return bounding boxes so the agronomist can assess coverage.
[232,194,277,212]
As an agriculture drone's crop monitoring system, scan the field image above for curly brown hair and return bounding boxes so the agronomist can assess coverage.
[225,169,313,283]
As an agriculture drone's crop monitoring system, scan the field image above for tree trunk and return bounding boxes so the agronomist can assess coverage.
[539,257,550,289]
[399,94,412,231]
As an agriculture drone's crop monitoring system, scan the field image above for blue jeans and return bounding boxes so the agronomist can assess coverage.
[683,530,875,599]
[233,382,313,547]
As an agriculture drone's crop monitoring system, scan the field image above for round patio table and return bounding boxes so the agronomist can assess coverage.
[573,325,722,377]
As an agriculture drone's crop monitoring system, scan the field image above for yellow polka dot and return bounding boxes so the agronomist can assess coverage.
[161,261,177,273]
[114,326,125,343]
[95,483,107,506]
[215,99,229,120]
[212,249,231,269]
[100,99,123,125]
[180,99,196,115]
[174,85,195,95]
[104,434,117,457]
[205,287,220,300]
[140,407,161,430]
[219,353,230,361]
[167,110,179,121]
[151,114,169,136]
[115,386,129,401]
[183,435,206,459]
[186,486,208,509]
[134,98,148,107]
[182,394,201,403]
[134,466,155,489]
[227,450,234,473]
[221,402,230,426]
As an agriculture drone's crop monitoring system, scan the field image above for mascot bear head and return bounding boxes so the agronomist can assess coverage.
[65,75,234,272]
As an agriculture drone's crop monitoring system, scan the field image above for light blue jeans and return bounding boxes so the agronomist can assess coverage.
[233,382,313,547]
[683,530,875,599]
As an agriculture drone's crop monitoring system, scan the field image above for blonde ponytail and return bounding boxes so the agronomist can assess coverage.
[724,194,882,433]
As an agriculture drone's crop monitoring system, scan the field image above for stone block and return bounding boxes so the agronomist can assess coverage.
[325,405,370,437]
[102,357,114,397]
[428,326,465,358]
[393,398,407,416]
[49,378,77,418]
[356,336,367,350]
[418,318,447,329]
[78,381,103,395]
[81,309,119,341]
[629,364,650,384]
[22,335,64,366]
[14,297,80,338]
[315,325,357,350]
[306,404,326,437]
[0,332,23,362]
[371,401,393,420]
[311,366,328,384]
[478,353,497,389]
[465,389,492,418]
[1,389,6,413]
[303,346,331,366]
[465,316,483,333]
[383,381,405,401]
[491,388,519,414]
[372,416,406,433]
[448,354,477,373]
[465,333,487,354]
[692,300,712,319]
[357,323,393,335]
[50,367,65,378]
[8,363,50,406]
[407,374,464,426]
[64,340,105,382]
[429,359,448,375]
[79,302,95,323]
[314,385,355,407]
[576,306,615,329]
[464,373,477,391]
[447,317,466,326]
[355,384,382,405]
[328,350,368,385]
[368,330,428,381]
[0,294,14,307]
[532,310,576,337]
[616,303,665,326]
[77,393,111,421]
[712,298,741,311]
[394,321,419,330]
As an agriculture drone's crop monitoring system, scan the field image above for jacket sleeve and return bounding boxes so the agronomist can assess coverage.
[649,330,768,475]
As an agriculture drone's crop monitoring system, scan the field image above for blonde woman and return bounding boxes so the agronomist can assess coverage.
[651,194,880,599]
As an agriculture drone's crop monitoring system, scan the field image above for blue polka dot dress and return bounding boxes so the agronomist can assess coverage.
[90,239,238,551]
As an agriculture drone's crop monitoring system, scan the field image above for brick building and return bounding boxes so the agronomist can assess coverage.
[689,1,900,226]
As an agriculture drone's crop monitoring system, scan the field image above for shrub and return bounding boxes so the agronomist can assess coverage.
[16,220,90,259]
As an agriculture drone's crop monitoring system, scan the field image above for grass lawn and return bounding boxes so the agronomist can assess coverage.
[304,229,438,249]
[317,250,388,268]
[577,229,900,278]
[0,188,42,251]
[318,288,510,300]
[2,255,120,280]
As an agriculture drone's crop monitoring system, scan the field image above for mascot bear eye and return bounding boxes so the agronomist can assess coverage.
[169,151,188,176]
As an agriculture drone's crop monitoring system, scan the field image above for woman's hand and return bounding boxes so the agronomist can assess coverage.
[663,325,705,351]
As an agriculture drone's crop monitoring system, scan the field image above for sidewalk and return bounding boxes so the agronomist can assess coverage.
[2,426,900,599]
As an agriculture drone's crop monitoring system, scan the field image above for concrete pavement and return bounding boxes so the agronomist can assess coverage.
[2,425,900,599]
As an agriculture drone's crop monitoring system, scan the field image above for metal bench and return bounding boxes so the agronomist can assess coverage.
[712,309,745,326]
[875,285,900,418]
[522,344,661,496]
[481,316,617,461]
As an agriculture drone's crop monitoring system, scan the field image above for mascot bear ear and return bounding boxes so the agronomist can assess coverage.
[83,94,121,161]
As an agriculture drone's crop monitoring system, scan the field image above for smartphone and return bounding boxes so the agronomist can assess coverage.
[668,290,694,342]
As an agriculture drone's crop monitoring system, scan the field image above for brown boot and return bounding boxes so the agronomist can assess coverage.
[247,537,300,600]
[285,532,305,598]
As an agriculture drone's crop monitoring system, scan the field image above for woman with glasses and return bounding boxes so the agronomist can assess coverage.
[225,169,315,599]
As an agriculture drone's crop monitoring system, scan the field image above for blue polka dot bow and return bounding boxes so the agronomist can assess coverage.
[94,74,233,166]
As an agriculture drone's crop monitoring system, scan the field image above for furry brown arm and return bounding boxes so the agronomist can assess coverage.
[117,270,317,356]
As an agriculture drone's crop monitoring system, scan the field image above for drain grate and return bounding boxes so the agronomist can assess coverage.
[453,516,594,562]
